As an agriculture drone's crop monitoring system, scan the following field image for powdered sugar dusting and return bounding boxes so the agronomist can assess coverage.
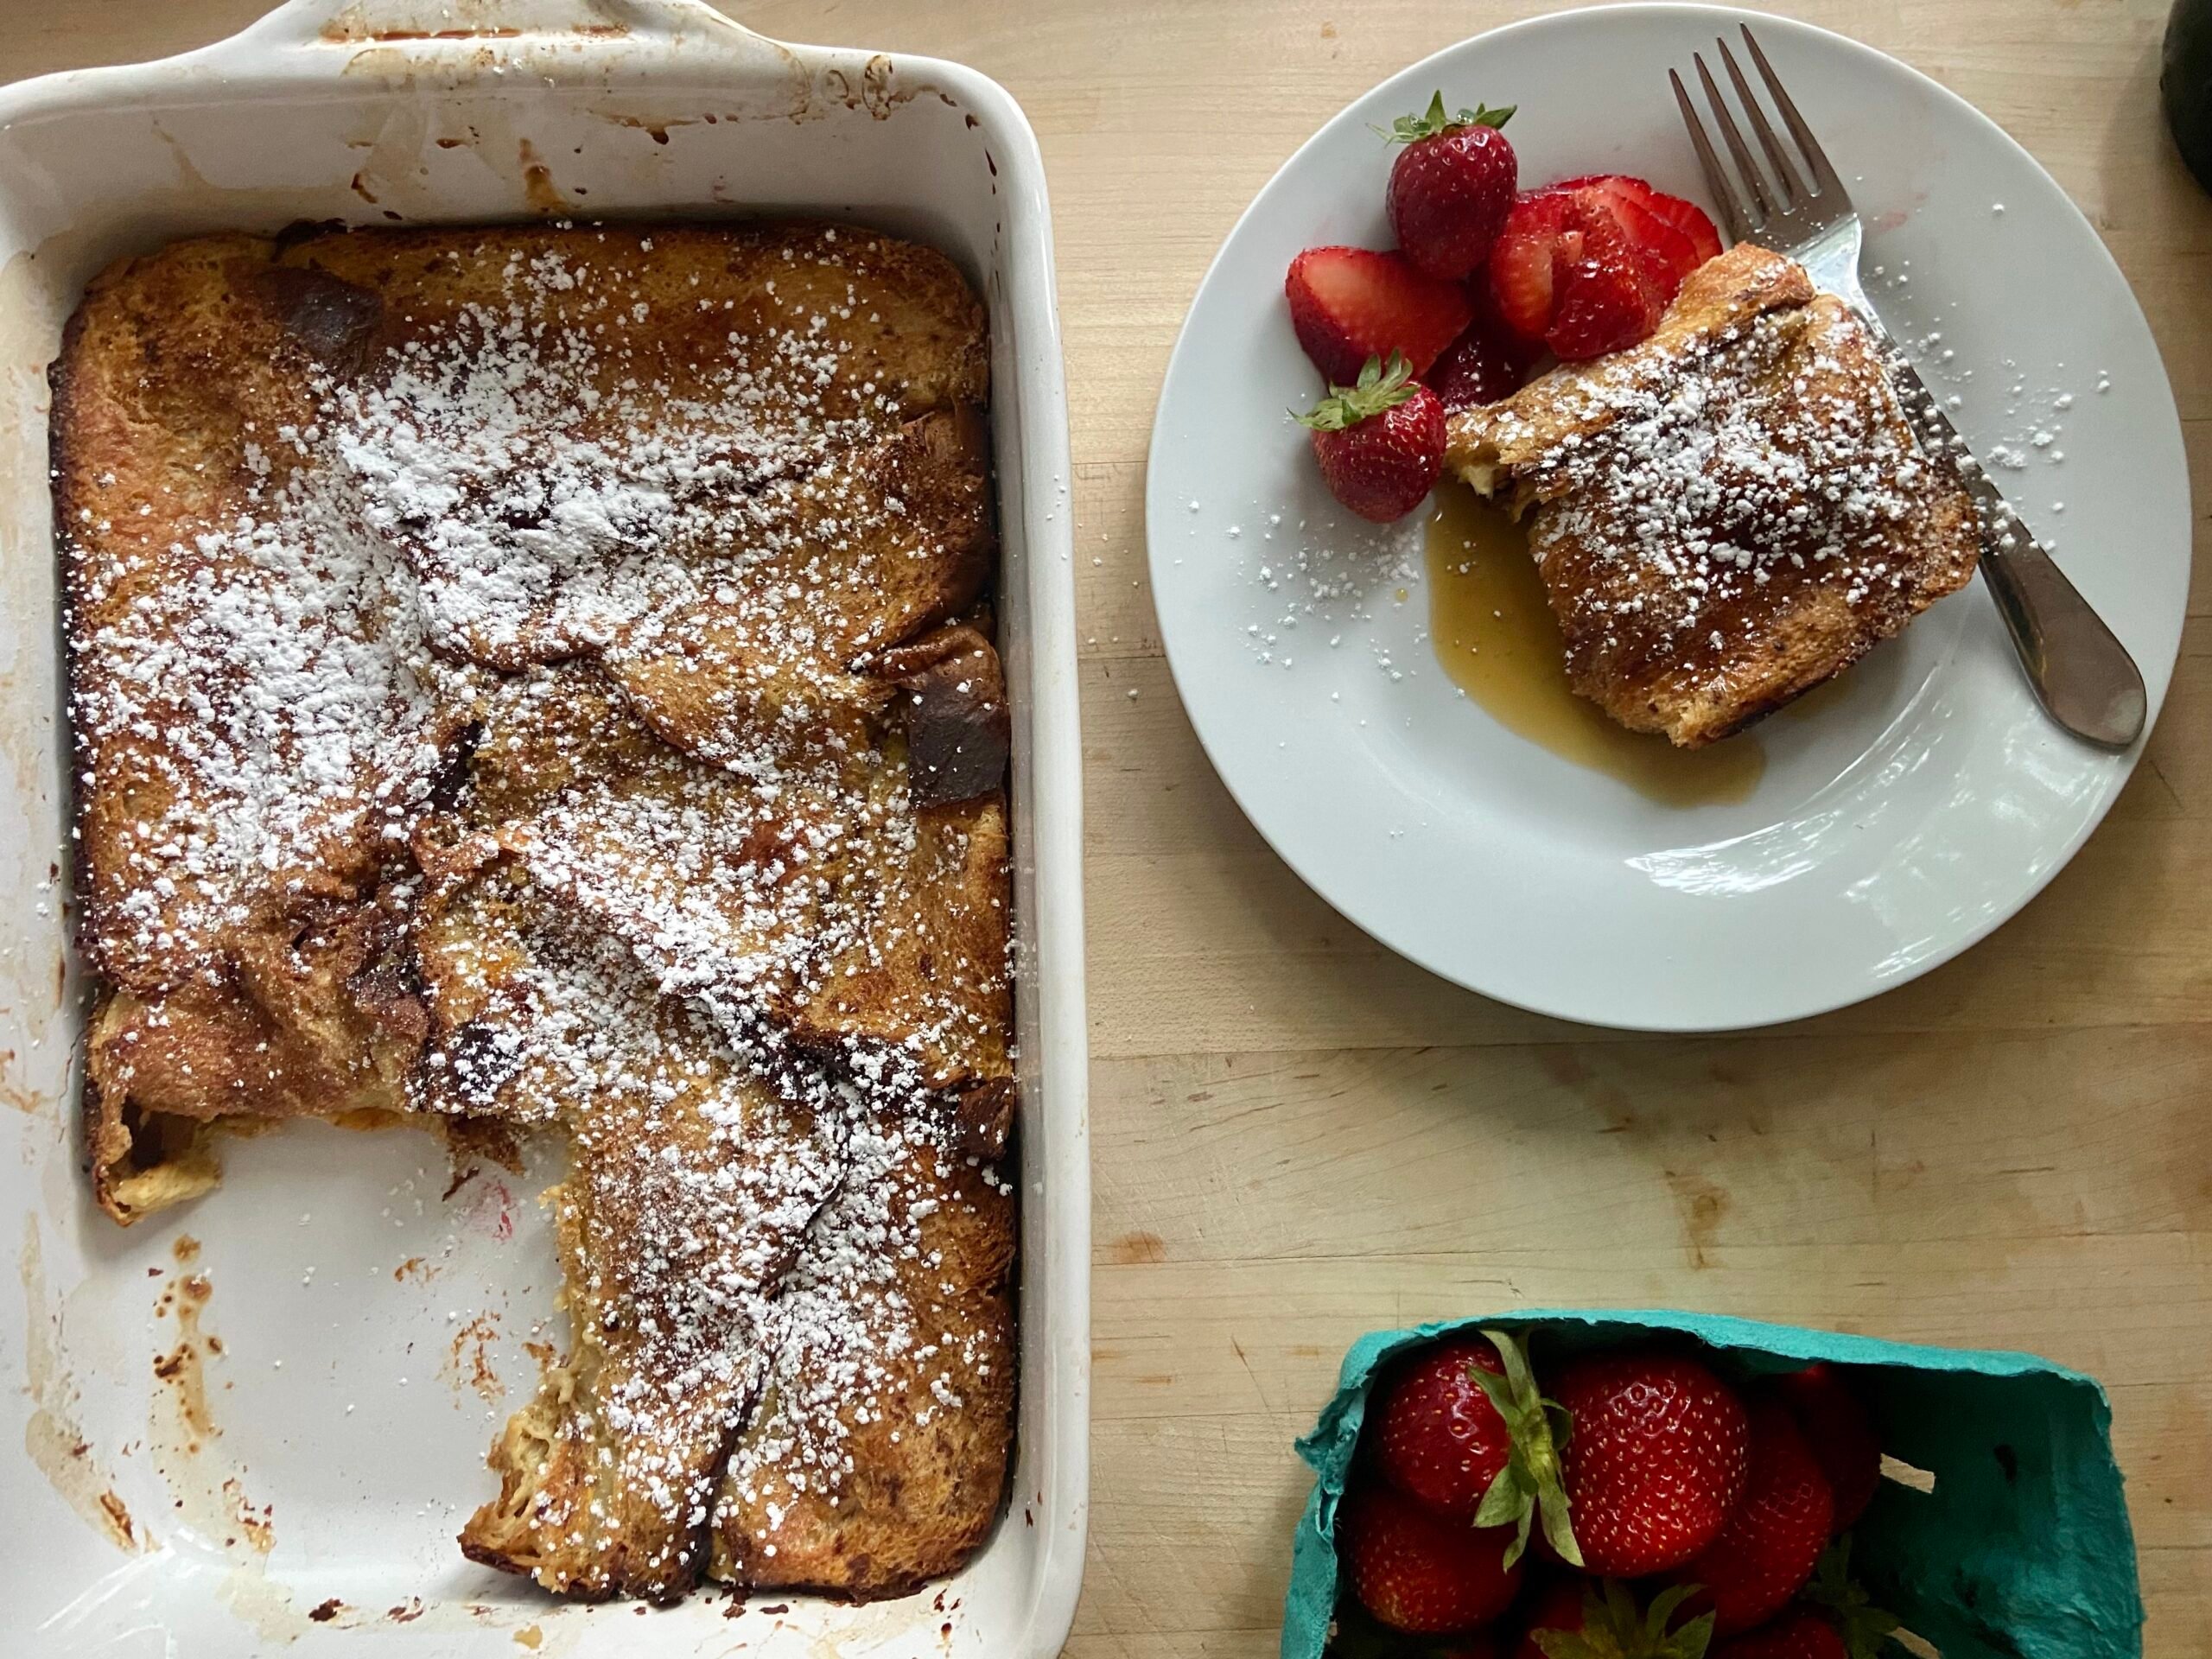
[1446,247,1982,744]
[70,438,471,973]
[1482,303,1927,642]
[61,224,1012,1603]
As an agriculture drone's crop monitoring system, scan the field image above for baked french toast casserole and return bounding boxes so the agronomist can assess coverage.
[53,221,1016,1605]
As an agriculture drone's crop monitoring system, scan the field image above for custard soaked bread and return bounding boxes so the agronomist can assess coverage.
[55,222,1015,1601]
[1446,245,1980,746]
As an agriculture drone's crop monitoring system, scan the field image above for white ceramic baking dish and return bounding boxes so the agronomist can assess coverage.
[0,3,1087,1654]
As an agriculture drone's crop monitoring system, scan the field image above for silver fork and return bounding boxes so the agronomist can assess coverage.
[1671,26,2146,749]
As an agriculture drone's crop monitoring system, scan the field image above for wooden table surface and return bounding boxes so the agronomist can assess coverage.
[13,1,2212,1654]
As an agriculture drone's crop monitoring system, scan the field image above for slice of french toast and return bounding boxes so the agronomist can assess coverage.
[1446,244,1980,747]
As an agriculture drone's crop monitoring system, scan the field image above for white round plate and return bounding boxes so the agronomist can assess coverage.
[1145,3,2189,1032]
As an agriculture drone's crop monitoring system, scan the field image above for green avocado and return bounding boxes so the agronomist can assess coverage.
[2164,0,2212,190]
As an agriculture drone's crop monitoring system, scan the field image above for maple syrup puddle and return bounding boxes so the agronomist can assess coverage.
[1423,482,1766,806]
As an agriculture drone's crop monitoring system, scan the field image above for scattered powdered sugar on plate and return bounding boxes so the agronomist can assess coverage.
[1235,500,1425,674]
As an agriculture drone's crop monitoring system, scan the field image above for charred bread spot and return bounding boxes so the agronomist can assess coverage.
[253,265,384,374]
[349,957,429,1050]
[953,1077,1016,1159]
[271,217,352,255]
[435,1020,523,1106]
[899,640,1009,809]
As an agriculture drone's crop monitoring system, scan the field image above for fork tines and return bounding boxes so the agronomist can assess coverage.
[1671,25,1846,243]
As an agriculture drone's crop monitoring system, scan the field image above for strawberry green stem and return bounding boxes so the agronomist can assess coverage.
[1530,1580,1716,1659]
[1295,352,1418,432]
[1803,1536,1904,1659]
[1376,90,1516,143]
[1466,1328,1584,1569]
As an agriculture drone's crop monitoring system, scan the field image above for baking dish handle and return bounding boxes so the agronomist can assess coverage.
[219,0,765,54]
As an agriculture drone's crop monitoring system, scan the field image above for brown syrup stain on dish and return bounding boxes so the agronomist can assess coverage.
[97,1490,140,1548]
[21,1220,150,1552]
[223,1480,276,1554]
[147,1265,282,1570]
[820,54,902,120]
[518,141,569,214]
[444,1312,505,1403]
[596,111,696,144]
[154,1274,218,1447]
[0,1058,45,1115]
[1424,482,1764,805]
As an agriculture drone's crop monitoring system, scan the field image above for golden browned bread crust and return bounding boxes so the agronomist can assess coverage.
[453,928,845,1602]
[1446,245,1981,746]
[54,222,1015,1603]
[791,624,1014,1109]
[710,1110,1015,1599]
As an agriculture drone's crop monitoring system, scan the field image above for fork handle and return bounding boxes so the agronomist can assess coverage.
[1874,346,2148,749]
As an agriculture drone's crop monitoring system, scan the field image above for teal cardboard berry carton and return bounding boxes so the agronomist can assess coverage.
[1285,1309,2141,1659]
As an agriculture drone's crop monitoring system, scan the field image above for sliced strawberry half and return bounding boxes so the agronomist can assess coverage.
[1488,189,1662,361]
[1487,189,1572,344]
[1286,246,1474,385]
[1586,182,1700,296]
[1643,188,1726,263]
[1554,174,1724,299]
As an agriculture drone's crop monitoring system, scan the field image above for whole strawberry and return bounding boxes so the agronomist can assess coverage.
[1299,353,1446,523]
[1383,92,1519,281]
[1675,1401,1835,1635]
[1771,1364,1881,1532]
[1373,1337,1514,1518]
[1369,1329,1578,1567]
[1712,1609,1848,1659]
[1519,1579,1714,1659]
[1338,1478,1524,1634]
[1551,1349,1751,1576]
